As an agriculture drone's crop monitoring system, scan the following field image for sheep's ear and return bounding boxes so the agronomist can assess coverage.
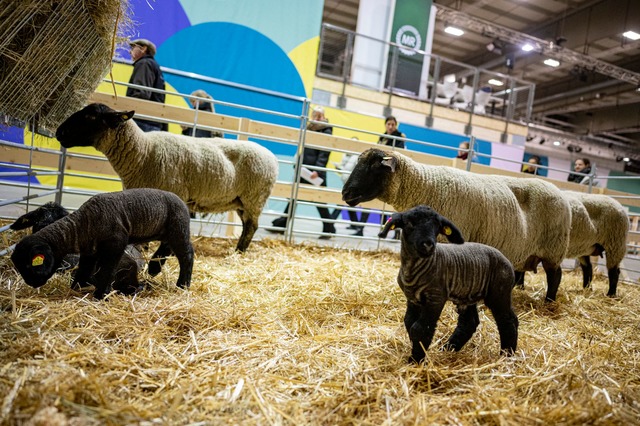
[378,213,402,238]
[103,110,135,128]
[440,217,464,244]
[10,211,39,230]
[380,156,397,173]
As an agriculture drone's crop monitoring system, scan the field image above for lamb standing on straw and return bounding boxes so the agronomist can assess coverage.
[10,201,145,295]
[55,103,279,252]
[11,189,194,299]
[378,205,518,363]
[342,148,571,302]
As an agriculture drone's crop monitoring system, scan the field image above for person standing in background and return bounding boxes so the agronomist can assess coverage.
[181,89,223,138]
[271,106,336,238]
[334,137,369,236]
[568,158,595,184]
[522,155,541,175]
[127,39,166,132]
[377,116,405,149]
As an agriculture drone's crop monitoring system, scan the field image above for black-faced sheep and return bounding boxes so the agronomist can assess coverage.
[379,205,518,363]
[342,148,571,302]
[10,202,145,295]
[55,103,279,252]
[515,191,629,297]
[11,189,193,299]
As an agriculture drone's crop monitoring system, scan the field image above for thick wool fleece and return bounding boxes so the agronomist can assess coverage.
[374,151,571,271]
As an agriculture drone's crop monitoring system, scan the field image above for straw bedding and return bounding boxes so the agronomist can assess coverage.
[0,235,639,425]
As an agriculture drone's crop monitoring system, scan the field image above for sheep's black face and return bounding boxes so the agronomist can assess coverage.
[11,237,58,288]
[379,205,465,257]
[342,148,395,206]
[56,103,134,148]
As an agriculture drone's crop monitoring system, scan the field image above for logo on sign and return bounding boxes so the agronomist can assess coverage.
[395,25,422,56]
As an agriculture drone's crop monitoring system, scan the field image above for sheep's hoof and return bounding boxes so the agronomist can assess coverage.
[606,292,616,297]
[408,355,424,364]
[147,261,162,277]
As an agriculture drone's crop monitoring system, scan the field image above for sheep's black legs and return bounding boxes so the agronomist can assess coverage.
[92,241,127,299]
[513,271,525,289]
[445,304,480,351]
[542,261,562,302]
[579,256,593,289]
[148,242,173,276]
[406,301,446,363]
[236,209,257,253]
[607,266,620,297]
[486,304,519,355]
[169,240,194,289]
[72,254,98,290]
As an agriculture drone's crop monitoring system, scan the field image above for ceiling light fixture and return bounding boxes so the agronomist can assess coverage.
[624,157,630,162]
[444,25,464,36]
[544,58,560,67]
[623,30,640,40]
[521,43,534,52]
[553,140,561,146]
[488,78,503,86]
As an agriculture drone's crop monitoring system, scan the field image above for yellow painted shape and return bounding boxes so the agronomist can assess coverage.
[288,37,320,98]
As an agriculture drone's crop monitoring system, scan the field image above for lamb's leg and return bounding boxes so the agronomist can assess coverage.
[578,256,593,289]
[71,254,98,290]
[407,300,446,363]
[92,241,127,300]
[445,304,480,351]
[235,209,258,253]
[607,266,620,297]
[148,242,173,276]
[404,301,421,334]
[542,260,562,302]
[513,271,525,289]
[167,239,194,289]
[485,296,519,355]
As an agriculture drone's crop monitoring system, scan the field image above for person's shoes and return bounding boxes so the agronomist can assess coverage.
[319,225,336,240]
[268,217,287,234]
[352,228,363,237]
[347,224,359,230]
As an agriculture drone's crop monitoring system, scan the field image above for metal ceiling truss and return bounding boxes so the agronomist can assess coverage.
[435,4,640,86]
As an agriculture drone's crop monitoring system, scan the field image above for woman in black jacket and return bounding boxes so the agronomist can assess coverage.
[377,116,405,149]
[271,106,336,238]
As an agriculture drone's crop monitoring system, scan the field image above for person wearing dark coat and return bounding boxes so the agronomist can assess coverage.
[271,106,336,238]
[181,90,223,138]
[567,158,592,184]
[126,39,166,132]
[377,116,406,149]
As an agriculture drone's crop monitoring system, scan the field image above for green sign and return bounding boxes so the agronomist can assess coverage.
[386,0,433,95]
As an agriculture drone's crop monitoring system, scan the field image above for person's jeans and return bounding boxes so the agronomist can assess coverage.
[134,119,162,132]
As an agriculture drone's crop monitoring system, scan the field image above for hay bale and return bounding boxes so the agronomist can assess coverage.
[1,234,640,424]
[0,0,129,129]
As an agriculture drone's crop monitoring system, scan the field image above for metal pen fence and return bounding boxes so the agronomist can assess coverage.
[1,64,639,283]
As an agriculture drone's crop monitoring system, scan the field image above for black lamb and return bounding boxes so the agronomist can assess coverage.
[10,202,145,294]
[11,189,194,299]
[378,205,519,363]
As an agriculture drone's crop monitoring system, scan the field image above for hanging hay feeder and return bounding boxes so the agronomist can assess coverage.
[0,0,129,129]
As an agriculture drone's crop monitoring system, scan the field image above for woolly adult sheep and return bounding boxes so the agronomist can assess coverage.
[379,205,518,363]
[55,103,279,252]
[516,191,629,297]
[10,202,145,294]
[342,148,572,302]
[11,189,194,299]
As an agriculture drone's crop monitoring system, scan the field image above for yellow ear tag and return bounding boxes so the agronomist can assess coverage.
[32,254,45,266]
[122,114,131,120]
[442,226,452,236]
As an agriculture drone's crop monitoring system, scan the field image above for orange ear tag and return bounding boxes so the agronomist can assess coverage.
[32,254,45,266]
[442,226,452,236]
